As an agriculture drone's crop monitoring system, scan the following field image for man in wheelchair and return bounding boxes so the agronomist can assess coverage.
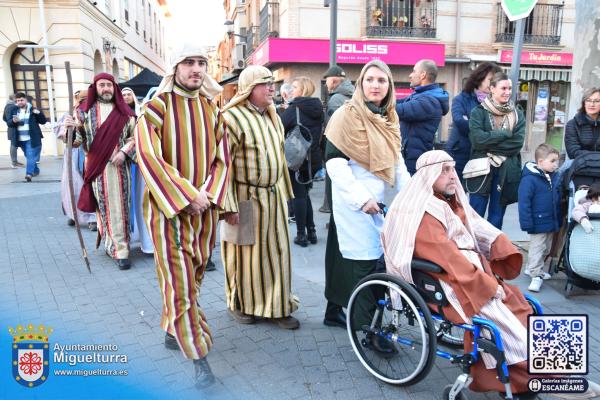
[381,150,600,399]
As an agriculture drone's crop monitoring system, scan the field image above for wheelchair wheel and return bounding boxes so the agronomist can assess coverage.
[347,273,437,385]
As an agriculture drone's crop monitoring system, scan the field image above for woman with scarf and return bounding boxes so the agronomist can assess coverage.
[322,60,411,334]
[446,62,502,180]
[466,72,525,230]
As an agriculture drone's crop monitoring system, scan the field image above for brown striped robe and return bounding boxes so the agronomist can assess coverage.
[76,102,136,259]
[221,101,299,319]
[415,194,532,394]
[134,84,230,360]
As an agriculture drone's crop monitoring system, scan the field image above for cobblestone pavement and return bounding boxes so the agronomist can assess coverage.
[1,156,600,400]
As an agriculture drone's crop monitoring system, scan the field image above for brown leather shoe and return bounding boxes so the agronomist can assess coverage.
[228,309,255,324]
[274,316,299,330]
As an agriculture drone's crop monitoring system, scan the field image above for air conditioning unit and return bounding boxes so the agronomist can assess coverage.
[232,44,246,70]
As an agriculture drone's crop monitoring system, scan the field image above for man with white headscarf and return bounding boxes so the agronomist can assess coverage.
[134,43,230,388]
[221,65,299,330]
[382,150,600,399]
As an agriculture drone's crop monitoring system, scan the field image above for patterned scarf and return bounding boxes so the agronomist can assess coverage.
[481,95,518,131]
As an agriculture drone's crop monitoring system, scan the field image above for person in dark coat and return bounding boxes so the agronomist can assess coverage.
[518,144,561,292]
[281,76,324,247]
[396,59,449,174]
[3,94,24,168]
[447,62,502,180]
[466,72,525,230]
[565,87,600,159]
[6,92,47,181]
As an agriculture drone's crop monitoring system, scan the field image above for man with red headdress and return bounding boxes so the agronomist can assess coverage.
[68,73,136,270]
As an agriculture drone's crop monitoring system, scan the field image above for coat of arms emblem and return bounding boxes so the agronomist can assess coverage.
[9,324,52,388]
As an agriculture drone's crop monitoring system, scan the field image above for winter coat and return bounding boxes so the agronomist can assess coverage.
[564,112,600,159]
[518,162,562,234]
[325,80,354,126]
[466,105,525,206]
[3,101,17,141]
[281,96,324,179]
[396,83,449,174]
[446,91,480,179]
[5,105,47,148]
[571,198,598,223]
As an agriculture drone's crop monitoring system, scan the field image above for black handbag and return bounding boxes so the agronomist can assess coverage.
[284,107,312,174]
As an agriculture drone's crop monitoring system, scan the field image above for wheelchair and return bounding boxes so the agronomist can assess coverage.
[346,258,543,400]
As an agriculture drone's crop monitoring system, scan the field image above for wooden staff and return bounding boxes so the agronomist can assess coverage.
[64,61,91,272]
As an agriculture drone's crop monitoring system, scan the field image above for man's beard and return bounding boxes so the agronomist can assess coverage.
[98,93,113,102]
[176,75,204,92]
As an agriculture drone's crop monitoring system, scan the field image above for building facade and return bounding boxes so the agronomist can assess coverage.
[216,0,575,160]
[0,0,169,156]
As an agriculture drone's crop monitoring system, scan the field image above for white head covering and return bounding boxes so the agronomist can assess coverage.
[154,42,222,99]
[382,150,475,283]
[121,87,140,115]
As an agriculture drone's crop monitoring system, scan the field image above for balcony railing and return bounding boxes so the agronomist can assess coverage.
[259,1,279,42]
[495,2,563,45]
[366,0,437,39]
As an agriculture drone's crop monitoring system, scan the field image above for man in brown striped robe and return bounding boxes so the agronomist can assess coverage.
[135,44,230,389]
[221,66,300,330]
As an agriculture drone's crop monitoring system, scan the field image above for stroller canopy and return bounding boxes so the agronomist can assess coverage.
[563,152,600,193]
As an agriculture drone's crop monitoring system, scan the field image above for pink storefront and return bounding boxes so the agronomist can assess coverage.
[245,37,447,101]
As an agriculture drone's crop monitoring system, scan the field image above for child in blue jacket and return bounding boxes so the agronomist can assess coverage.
[518,144,562,292]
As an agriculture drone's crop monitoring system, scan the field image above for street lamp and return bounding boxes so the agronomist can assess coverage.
[224,20,246,40]
[103,38,116,54]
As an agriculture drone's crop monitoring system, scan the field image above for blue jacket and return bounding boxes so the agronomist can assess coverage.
[518,162,562,234]
[5,105,47,148]
[396,83,449,174]
[446,91,479,179]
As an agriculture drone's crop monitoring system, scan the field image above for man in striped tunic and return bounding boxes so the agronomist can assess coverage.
[135,45,230,388]
[73,73,136,270]
[221,66,300,329]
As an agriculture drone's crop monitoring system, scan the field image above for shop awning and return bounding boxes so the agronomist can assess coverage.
[500,66,571,82]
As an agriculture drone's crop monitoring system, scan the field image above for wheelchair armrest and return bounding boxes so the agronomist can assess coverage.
[411,258,443,274]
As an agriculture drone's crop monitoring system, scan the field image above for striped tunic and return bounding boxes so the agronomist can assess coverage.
[76,102,136,259]
[222,101,299,318]
[135,84,230,360]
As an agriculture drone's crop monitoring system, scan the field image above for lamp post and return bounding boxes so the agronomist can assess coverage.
[324,0,338,67]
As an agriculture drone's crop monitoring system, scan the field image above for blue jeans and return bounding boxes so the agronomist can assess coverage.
[469,169,506,230]
[17,140,41,177]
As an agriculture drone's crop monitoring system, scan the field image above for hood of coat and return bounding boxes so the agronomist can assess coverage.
[290,96,323,119]
[413,83,449,115]
[331,79,355,98]
[523,161,552,181]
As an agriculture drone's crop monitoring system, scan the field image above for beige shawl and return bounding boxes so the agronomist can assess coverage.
[324,60,400,185]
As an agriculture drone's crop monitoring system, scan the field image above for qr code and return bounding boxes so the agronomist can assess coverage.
[528,315,588,374]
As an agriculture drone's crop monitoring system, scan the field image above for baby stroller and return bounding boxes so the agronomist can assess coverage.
[554,152,600,297]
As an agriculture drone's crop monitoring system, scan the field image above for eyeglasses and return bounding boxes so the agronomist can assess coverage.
[584,99,600,104]
[260,81,275,88]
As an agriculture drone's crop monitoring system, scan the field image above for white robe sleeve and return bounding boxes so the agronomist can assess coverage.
[394,157,411,192]
[326,157,373,211]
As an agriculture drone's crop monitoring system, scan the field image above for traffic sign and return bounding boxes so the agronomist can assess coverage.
[501,0,539,21]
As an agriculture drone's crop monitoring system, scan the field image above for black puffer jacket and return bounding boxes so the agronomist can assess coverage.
[565,111,600,159]
[281,96,324,177]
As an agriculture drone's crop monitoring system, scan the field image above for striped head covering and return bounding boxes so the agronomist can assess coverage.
[154,42,222,100]
[381,150,476,283]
